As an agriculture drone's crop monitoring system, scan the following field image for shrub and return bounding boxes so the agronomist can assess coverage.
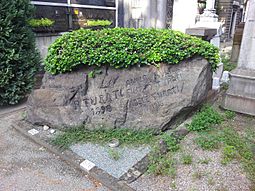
[0,0,40,105]
[28,18,55,28]
[45,28,220,74]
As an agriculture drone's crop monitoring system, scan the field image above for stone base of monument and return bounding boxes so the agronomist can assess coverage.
[27,56,213,132]
[222,68,255,116]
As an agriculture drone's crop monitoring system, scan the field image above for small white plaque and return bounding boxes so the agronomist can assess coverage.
[212,77,220,90]
[28,129,39,136]
[221,71,230,83]
[80,160,96,172]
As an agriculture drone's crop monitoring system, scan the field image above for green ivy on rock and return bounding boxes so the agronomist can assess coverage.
[45,28,220,74]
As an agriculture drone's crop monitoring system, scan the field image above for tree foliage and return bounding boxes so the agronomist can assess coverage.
[0,0,40,105]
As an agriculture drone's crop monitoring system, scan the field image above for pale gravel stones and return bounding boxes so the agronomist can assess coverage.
[174,133,250,191]
[129,133,251,191]
[0,112,108,191]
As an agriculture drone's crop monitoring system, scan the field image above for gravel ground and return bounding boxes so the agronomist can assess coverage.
[71,143,150,179]
[0,111,109,191]
[129,133,251,191]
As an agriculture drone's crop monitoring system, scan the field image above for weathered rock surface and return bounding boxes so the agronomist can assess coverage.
[27,57,212,131]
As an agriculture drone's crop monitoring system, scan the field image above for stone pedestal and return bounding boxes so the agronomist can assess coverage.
[194,0,222,47]
[222,69,255,115]
[222,0,255,116]
[194,20,222,48]
[186,27,217,41]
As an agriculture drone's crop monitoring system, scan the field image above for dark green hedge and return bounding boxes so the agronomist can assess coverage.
[0,0,40,105]
[45,28,220,74]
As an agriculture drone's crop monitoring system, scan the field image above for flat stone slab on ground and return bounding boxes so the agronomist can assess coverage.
[70,143,150,179]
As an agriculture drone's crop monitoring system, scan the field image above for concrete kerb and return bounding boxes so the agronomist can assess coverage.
[12,122,134,191]
[0,103,26,118]
[0,107,26,118]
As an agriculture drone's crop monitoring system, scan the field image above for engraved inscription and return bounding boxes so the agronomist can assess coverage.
[82,70,184,116]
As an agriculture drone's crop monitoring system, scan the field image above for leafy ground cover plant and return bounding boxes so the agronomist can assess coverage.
[181,154,193,165]
[51,105,255,187]
[51,126,156,149]
[192,114,255,185]
[221,52,237,72]
[187,106,223,131]
[188,105,255,186]
[161,134,180,152]
[45,28,220,74]
[147,134,181,176]
[108,148,121,160]
[219,127,255,184]
[224,110,236,120]
[195,132,221,150]
[28,18,55,28]
[87,19,112,27]
[147,152,177,177]
[221,145,237,165]
[0,0,40,105]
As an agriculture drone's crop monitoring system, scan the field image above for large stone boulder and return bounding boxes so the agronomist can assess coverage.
[27,57,212,131]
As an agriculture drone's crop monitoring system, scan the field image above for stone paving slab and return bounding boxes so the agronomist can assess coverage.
[71,143,151,179]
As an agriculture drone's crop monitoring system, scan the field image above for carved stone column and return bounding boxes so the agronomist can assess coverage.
[156,0,167,28]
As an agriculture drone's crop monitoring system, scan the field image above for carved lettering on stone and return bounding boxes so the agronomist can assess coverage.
[27,57,212,131]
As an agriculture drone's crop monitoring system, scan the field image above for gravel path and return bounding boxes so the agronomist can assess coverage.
[0,111,109,191]
[130,133,251,191]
